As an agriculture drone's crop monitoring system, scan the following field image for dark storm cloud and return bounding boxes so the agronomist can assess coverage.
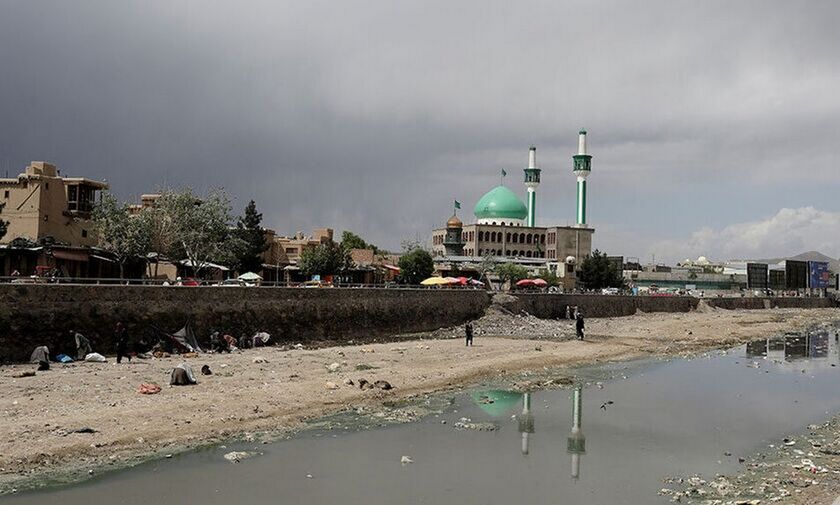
[1,0,839,260]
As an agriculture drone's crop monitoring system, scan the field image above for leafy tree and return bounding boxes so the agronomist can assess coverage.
[495,262,529,286]
[232,200,268,273]
[340,230,379,253]
[477,252,497,288]
[299,240,353,278]
[93,193,152,278]
[537,268,561,287]
[577,249,625,290]
[154,189,244,278]
[0,202,7,242]
[398,247,435,285]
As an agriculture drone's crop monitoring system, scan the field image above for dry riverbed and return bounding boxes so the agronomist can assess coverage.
[1,306,838,496]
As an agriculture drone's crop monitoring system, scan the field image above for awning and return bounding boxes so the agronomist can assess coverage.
[51,250,90,262]
[90,254,116,263]
[381,264,400,272]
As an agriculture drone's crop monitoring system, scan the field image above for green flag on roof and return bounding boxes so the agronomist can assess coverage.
[501,169,507,177]
[454,200,461,209]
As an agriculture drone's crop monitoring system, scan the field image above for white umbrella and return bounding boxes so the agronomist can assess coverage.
[237,272,263,281]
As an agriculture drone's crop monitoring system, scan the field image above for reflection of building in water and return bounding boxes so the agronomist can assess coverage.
[567,386,586,480]
[746,340,768,358]
[518,392,534,456]
[746,332,837,362]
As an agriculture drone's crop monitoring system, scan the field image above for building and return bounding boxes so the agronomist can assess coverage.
[431,130,595,280]
[0,161,108,247]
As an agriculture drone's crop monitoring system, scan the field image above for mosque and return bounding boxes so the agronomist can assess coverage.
[431,129,595,278]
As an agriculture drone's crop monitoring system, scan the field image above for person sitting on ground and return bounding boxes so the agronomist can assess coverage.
[30,345,50,370]
[72,330,92,360]
[210,331,227,353]
[170,362,197,385]
[223,334,239,352]
[238,333,252,350]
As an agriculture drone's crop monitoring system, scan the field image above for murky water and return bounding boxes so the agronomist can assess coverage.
[6,327,840,505]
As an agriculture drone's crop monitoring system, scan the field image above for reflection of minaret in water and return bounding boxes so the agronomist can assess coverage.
[518,392,534,456]
[567,386,586,480]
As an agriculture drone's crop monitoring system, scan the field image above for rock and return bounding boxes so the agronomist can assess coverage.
[343,378,354,386]
[374,380,393,390]
[224,451,256,463]
[253,356,268,364]
[325,381,340,390]
[400,455,413,465]
[358,379,374,390]
[326,362,341,373]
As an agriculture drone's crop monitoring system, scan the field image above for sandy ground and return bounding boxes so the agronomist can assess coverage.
[1,306,838,495]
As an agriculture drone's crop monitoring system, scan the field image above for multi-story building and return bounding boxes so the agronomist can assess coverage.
[0,161,108,247]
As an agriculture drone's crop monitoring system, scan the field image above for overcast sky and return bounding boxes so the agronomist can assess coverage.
[1,0,838,263]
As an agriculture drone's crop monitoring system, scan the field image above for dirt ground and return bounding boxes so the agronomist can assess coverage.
[1,306,838,496]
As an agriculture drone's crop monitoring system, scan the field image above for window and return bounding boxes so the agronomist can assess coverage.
[81,229,88,238]
[45,182,49,190]
[285,248,297,254]
[526,234,532,244]
[3,190,8,199]
[506,232,511,242]
[43,214,49,222]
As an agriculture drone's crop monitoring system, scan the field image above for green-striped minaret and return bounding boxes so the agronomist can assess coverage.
[523,146,540,227]
[572,129,592,227]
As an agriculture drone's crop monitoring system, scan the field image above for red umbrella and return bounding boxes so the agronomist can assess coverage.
[515,279,536,287]
[457,277,468,286]
[532,278,548,287]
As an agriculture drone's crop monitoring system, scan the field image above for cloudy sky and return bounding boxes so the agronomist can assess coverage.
[1,0,838,263]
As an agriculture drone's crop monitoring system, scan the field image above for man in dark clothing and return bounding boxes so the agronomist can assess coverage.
[116,322,131,363]
[575,313,585,340]
[465,322,474,346]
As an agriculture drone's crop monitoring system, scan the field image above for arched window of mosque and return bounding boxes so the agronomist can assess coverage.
[526,234,532,244]
[526,251,533,258]
[541,235,545,244]
[506,232,511,242]
[519,233,525,243]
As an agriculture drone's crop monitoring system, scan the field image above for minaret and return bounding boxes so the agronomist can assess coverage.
[518,392,535,456]
[572,129,592,227]
[567,386,586,480]
[523,146,541,228]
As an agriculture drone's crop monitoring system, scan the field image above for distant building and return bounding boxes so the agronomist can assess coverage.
[431,131,596,287]
[0,161,108,247]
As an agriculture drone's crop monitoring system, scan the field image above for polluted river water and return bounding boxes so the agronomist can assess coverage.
[5,327,840,505]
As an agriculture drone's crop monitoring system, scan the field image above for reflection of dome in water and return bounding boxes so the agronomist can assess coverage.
[470,390,523,418]
[696,256,710,265]
[474,186,528,221]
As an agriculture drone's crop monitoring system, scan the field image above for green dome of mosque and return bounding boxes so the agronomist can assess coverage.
[473,185,528,220]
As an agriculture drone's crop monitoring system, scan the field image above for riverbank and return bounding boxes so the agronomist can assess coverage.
[1,307,838,494]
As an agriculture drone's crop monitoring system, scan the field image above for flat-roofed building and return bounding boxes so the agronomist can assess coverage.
[0,161,108,247]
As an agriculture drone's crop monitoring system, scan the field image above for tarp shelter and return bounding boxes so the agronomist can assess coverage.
[171,322,203,353]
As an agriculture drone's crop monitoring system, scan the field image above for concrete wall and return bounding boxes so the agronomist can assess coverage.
[0,284,834,363]
[0,285,489,363]
[499,294,835,318]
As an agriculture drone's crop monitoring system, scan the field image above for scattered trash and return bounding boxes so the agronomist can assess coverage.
[600,400,614,410]
[224,451,257,463]
[400,455,413,465]
[253,356,269,364]
[374,380,393,391]
[326,362,341,373]
[325,381,339,390]
[201,365,212,375]
[84,353,107,363]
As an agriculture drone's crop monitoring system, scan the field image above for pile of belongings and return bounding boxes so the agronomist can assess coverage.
[170,363,197,386]
[84,353,107,362]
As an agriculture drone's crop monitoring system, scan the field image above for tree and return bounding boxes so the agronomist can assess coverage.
[340,230,379,252]
[477,253,498,288]
[577,249,625,290]
[232,200,268,274]
[537,268,561,287]
[299,240,353,278]
[0,202,7,242]
[495,262,529,286]
[398,247,435,285]
[153,189,244,278]
[93,193,152,278]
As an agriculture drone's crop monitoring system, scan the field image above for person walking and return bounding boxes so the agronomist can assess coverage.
[575,312,585,341]
[116,322,131,363]
[465,322,474,347]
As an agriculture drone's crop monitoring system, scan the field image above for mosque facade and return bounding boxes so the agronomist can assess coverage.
[431,130,595,269]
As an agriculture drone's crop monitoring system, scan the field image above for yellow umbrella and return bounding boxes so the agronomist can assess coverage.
[421,277,450,285]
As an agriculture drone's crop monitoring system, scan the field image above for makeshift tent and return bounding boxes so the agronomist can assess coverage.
[237,272,262,281]
[420,277,450,286]
[515,279,536,287]
[171,322,203,353]
[253,332,271,346]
